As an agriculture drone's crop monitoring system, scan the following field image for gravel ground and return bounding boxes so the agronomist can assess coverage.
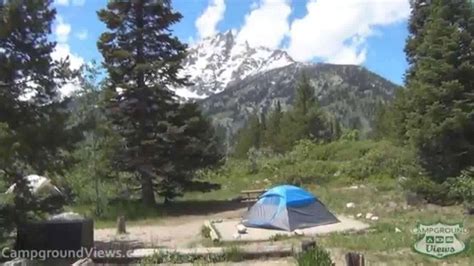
[94,208,246,248]
[213,215,369,242]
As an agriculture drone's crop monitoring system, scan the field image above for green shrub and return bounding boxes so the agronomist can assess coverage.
[223,245,244,262]
[296,245,333,266]
[446,167,474,207]
[403,167,474,206]
[341,141,421,180]
[140,250,232,264]
[402,176,453,205]
[200,225,211,239]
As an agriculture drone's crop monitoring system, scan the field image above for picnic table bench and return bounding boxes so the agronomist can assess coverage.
[240,189,267,203]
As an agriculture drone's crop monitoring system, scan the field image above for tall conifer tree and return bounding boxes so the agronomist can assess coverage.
[98,0,221,206]
[0,0,73,236]
[398,0,474,180]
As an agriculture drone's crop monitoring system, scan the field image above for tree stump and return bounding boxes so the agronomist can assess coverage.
[117,216,126,234]
[301,239,316,251]
[345,252,365,266]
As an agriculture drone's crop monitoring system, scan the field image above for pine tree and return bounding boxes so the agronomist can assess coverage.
[0,0,73,236]
[264,101,283,151]
[278,74,332,148]
[158,102,222,202]
[294,73,316,116]
[399,0,474,180]
[97,0,221,206]
[233,111,263,157]
[64,64,120,216]
[405,0,433,81]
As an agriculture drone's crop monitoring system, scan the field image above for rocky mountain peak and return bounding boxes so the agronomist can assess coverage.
[174,31,295,100]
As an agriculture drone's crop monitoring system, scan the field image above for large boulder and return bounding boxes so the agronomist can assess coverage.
[5,175,62,197]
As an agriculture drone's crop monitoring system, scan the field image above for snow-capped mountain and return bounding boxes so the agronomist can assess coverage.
[172,31,399,146]
[174,30,295,99]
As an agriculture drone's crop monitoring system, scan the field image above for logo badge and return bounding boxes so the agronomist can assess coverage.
[413,222,467,258]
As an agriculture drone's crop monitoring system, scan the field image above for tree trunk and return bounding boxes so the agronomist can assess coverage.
[141,175,155,207]
[134,1,154,209]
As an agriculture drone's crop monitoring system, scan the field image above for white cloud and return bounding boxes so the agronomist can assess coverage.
[51,42,84,97]
[52,43,84,71]
[55,0,69,6]
[72,0,86,6]
[75,29,88,40]
[195,0,226,39]
[236,0,291,49]
[55,15,71,43]
[287,0,410,64]
[55,0,85,6]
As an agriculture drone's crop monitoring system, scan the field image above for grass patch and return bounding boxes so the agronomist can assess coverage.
[139,246,244,265]
[269,233,292,242]
[296,245,333,266]
[72,139,472,265]
[223,245,244,262]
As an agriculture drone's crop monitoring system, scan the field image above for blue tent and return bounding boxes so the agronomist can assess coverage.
[242,185,339,231]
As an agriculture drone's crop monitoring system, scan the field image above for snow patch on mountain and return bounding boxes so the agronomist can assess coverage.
[174,30,295,99]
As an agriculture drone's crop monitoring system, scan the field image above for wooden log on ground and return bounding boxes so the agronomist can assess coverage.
[345,252,365,266]
[93,244,295,264]
[204,220,220,242]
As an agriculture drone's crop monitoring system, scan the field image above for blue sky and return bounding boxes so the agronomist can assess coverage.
[52,0,410,85]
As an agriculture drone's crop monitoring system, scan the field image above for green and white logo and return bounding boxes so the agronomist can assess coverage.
[413,222,467,259]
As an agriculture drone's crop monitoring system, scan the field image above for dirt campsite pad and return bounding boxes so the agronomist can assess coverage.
[94,204,247,248]
[213,215,369,242]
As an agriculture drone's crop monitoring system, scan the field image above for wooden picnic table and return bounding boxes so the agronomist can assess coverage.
[240,188,267,203]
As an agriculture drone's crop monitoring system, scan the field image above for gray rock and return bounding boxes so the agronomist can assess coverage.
[72,258,94,266]
[4,259,34,266]
[49,212,83,221]
[387,201,398,208]
[405,192,425,206]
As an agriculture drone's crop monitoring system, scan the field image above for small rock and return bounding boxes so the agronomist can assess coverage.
[346,202,355,208]
[370,216,379,221]
[236,224,247,234]
[233,233,241,239]
[349,185,359,189]
[255,180,261,184]
[387,201,398,208]
[356,213,363,218]
[72,258,94,266]
[263,178,270,183]
[294,229,304,236]
[49,212,83,221]
[4,258,32,266]
[365,212,373,219]
[397,176,408,182]
[395,227,402,233]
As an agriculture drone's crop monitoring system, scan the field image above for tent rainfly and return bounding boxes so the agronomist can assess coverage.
[242,185,339,231]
